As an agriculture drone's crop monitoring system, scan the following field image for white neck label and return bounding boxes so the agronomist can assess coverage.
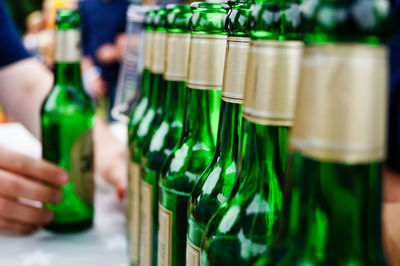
[55,29,82,62]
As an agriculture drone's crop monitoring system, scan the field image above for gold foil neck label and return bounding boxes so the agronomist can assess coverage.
[128,161,141,265]
[290,44,388,164]
[243,40,304,126]
[144,31,153,69]
[151,31,166,74]
[221,36,250,103]
[55,29,81,62]
[187,34,227,90]
[140,180,153,266]
[186,238,200,266]
[164,33,191,81]
[158,204,172,266]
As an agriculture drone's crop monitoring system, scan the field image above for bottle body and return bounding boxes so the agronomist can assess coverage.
[186,1,251,260]
[140,5,192,266]
[41,9,95,232]
[201,0,303,264]
[255,0,390,263]
[158,3,228,265]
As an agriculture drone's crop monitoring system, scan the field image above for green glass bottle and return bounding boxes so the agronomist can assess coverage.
[255,0,390,265]
[127,8,156,266]
[140,4,192,266]
[186,0,251,264]
[41,9,95,232]
[158,2,228,266]
[200,0,303,264]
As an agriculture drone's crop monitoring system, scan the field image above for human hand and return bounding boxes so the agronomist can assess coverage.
[0,146,68,234]
[96,43,118,64]
[383,169,400,265]
[94,119,126,200]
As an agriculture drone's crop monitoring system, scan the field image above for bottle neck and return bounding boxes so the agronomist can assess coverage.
[214,100,242,162]
[54,62,82,86]
[54,28,83,87]
[235,122,289,195]
[164,80,188,122]
[185,88,221,149]
[148,73,166,109]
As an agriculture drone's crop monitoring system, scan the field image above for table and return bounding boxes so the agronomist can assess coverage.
[0,123,129,266]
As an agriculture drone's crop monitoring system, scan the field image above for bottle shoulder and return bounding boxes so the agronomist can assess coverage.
[42,85,95,117]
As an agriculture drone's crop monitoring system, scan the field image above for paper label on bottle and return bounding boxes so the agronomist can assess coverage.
[55,29,82,62]
[243,40,303,126]
[187,34,227,90]
[151,31,166,74]
[128,161,141,265]
[158,204,172,266]
[144,31,153,69]
[70,129,94,204]
[164,33,191,82]
[140,179,153,266]
[290,44,388,163]
[186,238,200,266]
[221,36,250,104]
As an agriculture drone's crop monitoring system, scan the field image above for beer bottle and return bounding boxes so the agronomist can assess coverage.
[158,2,228,266]
[127,8,156,266]
[201,0,303,264]
[41,9,95,232]
[186,0,251,264]
[256,0,390,264]
[140,4,192,266]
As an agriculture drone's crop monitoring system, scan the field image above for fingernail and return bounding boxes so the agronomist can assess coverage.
[117,185,125,201]
[45,211,53,223]
[52,191,62,203]
[57,172,69,184]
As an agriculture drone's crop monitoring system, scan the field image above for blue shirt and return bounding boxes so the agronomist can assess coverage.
[0,0,30,68]
[388,0,400,171]
[79,0,129,86]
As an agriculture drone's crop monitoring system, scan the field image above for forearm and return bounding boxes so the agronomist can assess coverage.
[0,58,53,138]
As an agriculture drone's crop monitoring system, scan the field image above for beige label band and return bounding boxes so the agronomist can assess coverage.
[290,44,388,163]
[164,33,191,81]
[55,30,81,62]
[140,180,153,266]
[221,36,250,103]
[128,161,141,264]
[243,40,304,126]
[187,34,227,90]
[158,204,172,266]
[144,31,153,69]
[186,238,200,266]
[151,31,166,74]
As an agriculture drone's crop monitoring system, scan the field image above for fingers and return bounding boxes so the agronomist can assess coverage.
[0,217,38,235]
[0,169,62,203]
[0,147,68,186]
[0,196,53,226]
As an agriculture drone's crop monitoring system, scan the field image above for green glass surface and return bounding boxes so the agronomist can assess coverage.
[131,7,167,166]
[41,9,95,232]
[158,2,228,265]
[127,10,155,146]
[201,122,289,265]
[200,0,301,264]
[186,0,250,252]
[140,4,192,265]
[253,0,390,265]
[255,154,385,265]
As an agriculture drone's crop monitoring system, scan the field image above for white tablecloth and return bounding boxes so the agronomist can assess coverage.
[0,123,129,266]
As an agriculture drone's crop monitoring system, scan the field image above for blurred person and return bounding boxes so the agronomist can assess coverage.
[23,11,44,58]
[79,0,130,119]
[383,0,400,264]
[0,0,125,234]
